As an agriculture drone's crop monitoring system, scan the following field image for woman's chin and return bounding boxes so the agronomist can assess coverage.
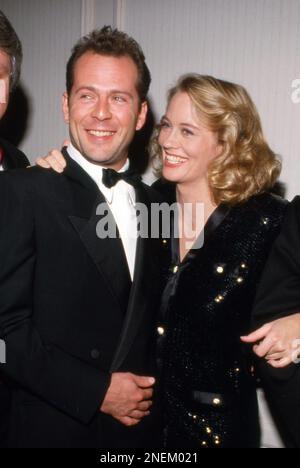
[162,165,185,183]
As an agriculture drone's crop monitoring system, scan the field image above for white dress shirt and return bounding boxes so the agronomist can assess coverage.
[68,144,138,281]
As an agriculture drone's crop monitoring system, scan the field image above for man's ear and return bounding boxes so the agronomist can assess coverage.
[62,92,70,123]
[136,101,148,131]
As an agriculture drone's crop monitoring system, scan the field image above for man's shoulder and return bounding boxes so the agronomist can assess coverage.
[290,195,300,209]
[283,195,300,226]
[0,166,65,195]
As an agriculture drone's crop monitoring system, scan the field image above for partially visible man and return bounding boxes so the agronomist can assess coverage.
[242,197,300,447]
[0,26,163,448]
[0,10,29,449]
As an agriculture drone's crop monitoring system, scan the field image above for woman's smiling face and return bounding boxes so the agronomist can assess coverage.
[158,91,221,184]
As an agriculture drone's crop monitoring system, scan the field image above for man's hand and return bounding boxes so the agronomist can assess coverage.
[100,372,155,427]
[35,141,69,173]
[241,313,300,368]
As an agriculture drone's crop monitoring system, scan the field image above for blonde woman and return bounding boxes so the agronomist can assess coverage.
[152,74,287,448]
[38,74,289,448]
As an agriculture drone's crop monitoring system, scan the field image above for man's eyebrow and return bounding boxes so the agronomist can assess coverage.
[74,86,98,94]
[109,89,134,98]
[74,86,133,98]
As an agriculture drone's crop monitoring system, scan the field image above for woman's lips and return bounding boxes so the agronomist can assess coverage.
[163,154,188,167]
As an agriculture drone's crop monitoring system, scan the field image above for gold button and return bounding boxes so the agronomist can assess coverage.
[162,239,167,244]
[206,427,212,434]
[173,265,179,274]
[216,266,224,274]
[237,277,244,284]
[157,326,165,336]
[213,398,221,406]
[201,441,207,447]
[241,263,247,269]
[215,294,224,303]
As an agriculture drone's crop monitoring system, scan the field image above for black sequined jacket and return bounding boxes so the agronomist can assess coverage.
[157,193,288,448]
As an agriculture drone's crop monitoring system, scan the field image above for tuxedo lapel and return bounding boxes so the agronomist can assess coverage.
[63,149,157,370]
[110,184,157,371]
[63,149,131,311]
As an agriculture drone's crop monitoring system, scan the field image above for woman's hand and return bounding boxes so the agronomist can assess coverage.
[241,313,300,368]
[35,140,69,173]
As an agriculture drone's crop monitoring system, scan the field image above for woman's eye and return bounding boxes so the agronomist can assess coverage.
[182,128,193,136]
[160,121,170,129]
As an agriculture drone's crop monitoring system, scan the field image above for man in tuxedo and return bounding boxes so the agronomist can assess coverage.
[0,10,29,448]
[0,26,163,448]
[242,197,300,447]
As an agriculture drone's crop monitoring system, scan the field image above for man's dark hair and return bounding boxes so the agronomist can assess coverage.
[66,26,151,102]
[0,10,22,90]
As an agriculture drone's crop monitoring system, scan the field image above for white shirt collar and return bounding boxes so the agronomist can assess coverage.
[67,143,135,205]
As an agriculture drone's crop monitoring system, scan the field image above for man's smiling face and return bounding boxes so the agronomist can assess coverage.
[62,52,148,171]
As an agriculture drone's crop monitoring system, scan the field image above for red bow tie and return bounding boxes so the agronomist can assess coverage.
[0,147,4,165]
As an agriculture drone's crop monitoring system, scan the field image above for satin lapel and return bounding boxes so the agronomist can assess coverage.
[173,203,232,265]
[64,150,131,309]
[110,184,156,371]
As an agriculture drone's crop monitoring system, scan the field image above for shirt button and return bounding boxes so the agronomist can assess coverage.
[90,349,100,360]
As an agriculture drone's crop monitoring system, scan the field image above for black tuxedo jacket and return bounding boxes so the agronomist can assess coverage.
[0,151,163,448]
[0,137,29,169]
[253,196,300,447]
[0,138,29,448]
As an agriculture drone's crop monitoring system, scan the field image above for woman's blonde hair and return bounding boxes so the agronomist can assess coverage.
[151,74,281,205]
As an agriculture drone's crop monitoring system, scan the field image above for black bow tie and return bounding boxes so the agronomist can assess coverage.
[102,168,142,189]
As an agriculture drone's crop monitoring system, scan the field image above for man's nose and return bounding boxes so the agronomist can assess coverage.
[92,97,112,120]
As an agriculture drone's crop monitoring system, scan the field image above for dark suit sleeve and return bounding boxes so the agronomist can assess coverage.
[252,197,300,447]
[0,172,111,424]
[253,197,300,326]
